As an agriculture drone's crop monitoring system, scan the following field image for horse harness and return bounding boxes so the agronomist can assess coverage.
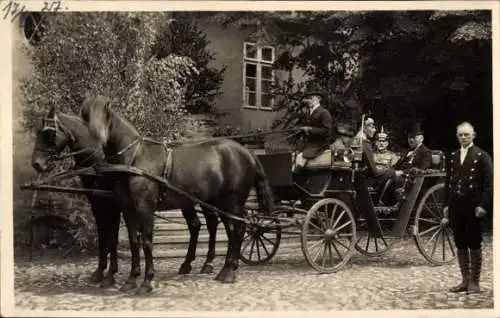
[115,136,174,182]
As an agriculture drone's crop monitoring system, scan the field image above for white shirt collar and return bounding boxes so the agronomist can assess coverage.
[461,143,473,151]
[310,104,320,115]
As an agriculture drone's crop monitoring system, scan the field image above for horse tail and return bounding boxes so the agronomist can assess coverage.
[251,153,275,216]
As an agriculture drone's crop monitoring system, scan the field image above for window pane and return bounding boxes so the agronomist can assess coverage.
[246,78,256,92]
[245,43,257,59]
[246,92,256,106]
[262,47,273,62]
[261,65,273,80]
[261,79,273,94]
[261,94,272,108]
[245,63,257,78]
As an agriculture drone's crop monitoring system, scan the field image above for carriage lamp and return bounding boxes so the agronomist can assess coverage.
[349,136,363,164]
[431,153,441,165]
[431,151,444,171]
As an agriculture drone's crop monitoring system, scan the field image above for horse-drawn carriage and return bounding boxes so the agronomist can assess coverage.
[21,96,455,293]
[239,134,456,273]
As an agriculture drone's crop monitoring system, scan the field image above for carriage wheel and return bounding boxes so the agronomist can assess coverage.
[301,198,357,274]
[354,212,396,257]
[239,208,282,265]
[413,183,456,265]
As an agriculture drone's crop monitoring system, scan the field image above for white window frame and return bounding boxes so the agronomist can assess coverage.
[242,42,275,111]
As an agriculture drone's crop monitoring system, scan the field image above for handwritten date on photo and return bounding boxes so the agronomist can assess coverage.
[2,1,67,22]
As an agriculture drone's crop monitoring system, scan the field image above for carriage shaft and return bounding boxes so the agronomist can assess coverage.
[20,184,114,197]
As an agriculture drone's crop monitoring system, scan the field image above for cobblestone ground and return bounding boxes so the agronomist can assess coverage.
[13,235,493,312]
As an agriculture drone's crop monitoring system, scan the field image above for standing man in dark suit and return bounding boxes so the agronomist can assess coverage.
[396,123,432,171]
[294,90,334,170]
[444,122,493,294]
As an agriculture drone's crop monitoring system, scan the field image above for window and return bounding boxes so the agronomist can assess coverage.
[243,42,275,110]
[21,12,44,45]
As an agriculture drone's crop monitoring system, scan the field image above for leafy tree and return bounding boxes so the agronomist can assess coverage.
[21,12,199,137]
[152,12,227,114]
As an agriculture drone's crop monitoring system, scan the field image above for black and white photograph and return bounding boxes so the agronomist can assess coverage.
[1,1,498,316]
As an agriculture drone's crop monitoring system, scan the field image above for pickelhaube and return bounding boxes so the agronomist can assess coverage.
[376,126,388,141]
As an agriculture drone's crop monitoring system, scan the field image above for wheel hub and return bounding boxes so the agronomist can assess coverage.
[440,217,449,226]
[324,228,336,242]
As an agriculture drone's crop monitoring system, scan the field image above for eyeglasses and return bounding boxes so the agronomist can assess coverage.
[457,133,471,137]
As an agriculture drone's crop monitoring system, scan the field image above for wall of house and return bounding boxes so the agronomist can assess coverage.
[12,15,38,230]
[199,20,308,132]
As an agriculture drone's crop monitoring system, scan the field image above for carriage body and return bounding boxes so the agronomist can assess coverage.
[241,148,454,273]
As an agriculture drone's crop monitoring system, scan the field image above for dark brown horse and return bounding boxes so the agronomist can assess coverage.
[79,93,275,294]
[30,105,121,288]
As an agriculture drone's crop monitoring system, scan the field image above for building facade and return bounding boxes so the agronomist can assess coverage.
[197,18,307,131]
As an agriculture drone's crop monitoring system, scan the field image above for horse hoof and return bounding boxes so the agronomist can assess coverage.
[136,284,153,295]
[88,271,104,283]
[178,263,192,275]
[214,267,229,282]
[119,281,137,292]
[99,275,115,289]
[220,270,237,284]
[200,264,214,274]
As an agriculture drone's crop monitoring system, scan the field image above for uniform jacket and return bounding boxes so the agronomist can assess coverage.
[374,150,399,171]
[395,144,432,170]
[361,139,396,181]
[444,145,493,212]
[301,106,334,159]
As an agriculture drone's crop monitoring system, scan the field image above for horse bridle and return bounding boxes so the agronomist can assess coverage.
[36,112,92,162]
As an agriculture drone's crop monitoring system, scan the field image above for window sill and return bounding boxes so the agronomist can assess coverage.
[243,106,275,112]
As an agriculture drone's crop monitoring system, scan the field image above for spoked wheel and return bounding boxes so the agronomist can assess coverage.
[355,210,397,257]
[301,198,357,274]
[413,183,456,265]
[239,208,282,265]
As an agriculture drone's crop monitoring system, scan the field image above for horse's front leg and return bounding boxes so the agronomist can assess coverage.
[200,210,219,274]
[137,203,156,294]
[178,206,201,274]
[100,204,121,288]
[88,203,107,284]
[120,207,141,292]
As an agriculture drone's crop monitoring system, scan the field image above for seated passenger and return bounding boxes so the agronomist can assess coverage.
[373,126,399,171]
[394,122,432,172]
[353,117,404,207]
[293,89,334,172]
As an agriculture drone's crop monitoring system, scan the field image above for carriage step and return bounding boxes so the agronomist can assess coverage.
[154,223,228,234]
[150,234,299,246]
[117,242,303,259]
[154,234,228,244]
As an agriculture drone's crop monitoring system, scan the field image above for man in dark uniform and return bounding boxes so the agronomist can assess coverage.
[294,90,334,170]
[444,122,493,294]
[395,123,432,171]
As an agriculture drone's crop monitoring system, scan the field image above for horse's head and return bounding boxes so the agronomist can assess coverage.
[80,92,111,150]
[31,105,73,173]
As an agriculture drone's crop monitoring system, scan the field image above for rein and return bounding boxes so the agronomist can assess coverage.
[98,128,304,167]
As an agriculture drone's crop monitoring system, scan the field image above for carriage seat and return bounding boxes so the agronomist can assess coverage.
[303,149,333,170]
[302,148,351,171]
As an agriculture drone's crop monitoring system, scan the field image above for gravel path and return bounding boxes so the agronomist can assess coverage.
[13,234,493,312]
